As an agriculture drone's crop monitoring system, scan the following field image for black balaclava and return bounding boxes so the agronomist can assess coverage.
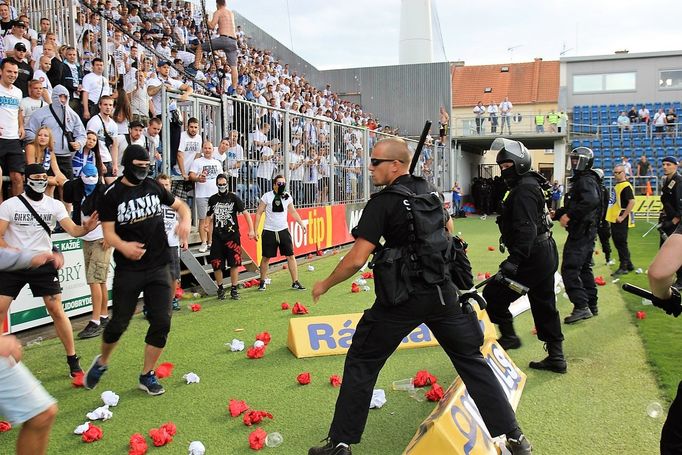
[121,144,149,185]
[500,164,519,187]
[25,163,48,201]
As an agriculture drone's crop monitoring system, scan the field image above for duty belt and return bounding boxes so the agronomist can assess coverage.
[535,232,551,244]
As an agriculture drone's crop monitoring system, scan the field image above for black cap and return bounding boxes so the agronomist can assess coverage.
[662,156,679,165]
[12,20,26,28]
[157,60,171,67]
[14,42,26,52]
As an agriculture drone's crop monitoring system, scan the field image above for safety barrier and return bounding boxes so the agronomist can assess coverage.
[455,112,568,137]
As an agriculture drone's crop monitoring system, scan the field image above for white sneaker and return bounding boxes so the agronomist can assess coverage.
[198,242,208,253]
[607,259,615,265]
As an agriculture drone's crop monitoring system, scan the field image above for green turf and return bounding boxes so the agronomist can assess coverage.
[1,216,670,454]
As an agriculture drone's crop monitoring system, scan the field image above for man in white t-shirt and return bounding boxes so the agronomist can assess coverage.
[499,96,513,135]
[19,79,43,126]
[212,135,228,167]
[176,117,201,180]
[253,174,307,292]
[81,58,111,121]
[146,60,191,118]
[3,20,30,61]
[189,141,222,252]
[0,59,25,201]
[224,130,243,192]
[32,55,52,102]
[0,164,99,378]
[86,95,118,183]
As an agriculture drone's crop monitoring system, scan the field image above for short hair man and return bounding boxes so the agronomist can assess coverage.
[606,165,636,276]
[0,59,26,200]
[189,140,223,252]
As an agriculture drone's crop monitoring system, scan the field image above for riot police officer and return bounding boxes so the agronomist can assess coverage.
[659,156,682,289]
[483,138,566,373]
[309,137,532,455]
[594,169,614,265]
[555,147,601,323]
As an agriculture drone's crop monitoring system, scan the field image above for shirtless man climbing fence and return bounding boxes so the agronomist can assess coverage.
[195,0,238,93]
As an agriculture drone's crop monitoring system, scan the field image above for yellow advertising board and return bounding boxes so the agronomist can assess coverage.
[287,305,497,358]
[632,195,662,218]
[403,340,527,455]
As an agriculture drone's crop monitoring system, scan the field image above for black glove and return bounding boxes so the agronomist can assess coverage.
[499,259,519,278]
[459,291,487,311]
[651,287,682,317]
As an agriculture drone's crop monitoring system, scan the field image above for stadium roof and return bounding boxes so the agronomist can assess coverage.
[451,58,559,108]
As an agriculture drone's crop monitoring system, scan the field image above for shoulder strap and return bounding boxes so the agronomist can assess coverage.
[17,195,51,236]
[49,104,68,134]
[99,114,113,141]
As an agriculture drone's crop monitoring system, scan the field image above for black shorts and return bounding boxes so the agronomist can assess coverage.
[209,237,242,270]
[261,228,294,258]
[0,263,61,298]
[0,138,25,174]
[56,155,74,180]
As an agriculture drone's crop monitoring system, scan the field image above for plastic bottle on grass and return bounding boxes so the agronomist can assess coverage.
[647,402,663,418]
[266,432,283,448]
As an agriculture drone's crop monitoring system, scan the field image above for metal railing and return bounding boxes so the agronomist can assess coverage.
[569,122,682,142]
[157,90,432,213]
[454,112,568,137]
[17,0,77,49]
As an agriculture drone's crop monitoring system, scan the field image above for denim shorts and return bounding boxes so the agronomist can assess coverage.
[0,358,56,424]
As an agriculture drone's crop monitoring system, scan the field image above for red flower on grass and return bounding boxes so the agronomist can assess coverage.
[148,427,173,447]
[249,428,267,450]
[228,399,250,417]
[247,346,265,359]
[594,276,606,286]
[82,424,103,443]
[351,283,360,293]
[330,375,342,387]
[190,303,202,312]
[413,370,437,387]
[255,332,271,345]
[0,421,11,432]
[297,372,311,385]
[281,302,290,310]
[243,410,273,426]
[128,433,147,455]
[425,383,444,402]
[361,271,374,279]
[155,362,174,378]
[292,302,308,314]
[160,422,177,436]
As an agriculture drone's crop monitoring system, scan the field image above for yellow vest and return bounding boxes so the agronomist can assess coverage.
[535,115,544,125]
[548,113,559,124]
[605,181,635,227]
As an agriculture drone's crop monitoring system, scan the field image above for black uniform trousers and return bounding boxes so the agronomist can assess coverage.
[610,220,632,269]
[483,237,563,343]
[561,227,598,311]
[597,222,612,261]
[661,380,682,454]
[328,295,518,444]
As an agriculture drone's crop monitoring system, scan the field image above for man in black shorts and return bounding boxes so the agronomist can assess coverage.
[0,164,100,378]
[207,174,255,300]
[85,145,191,396]
[195,0,238,93]
[254,175,307,291]
[0,59,26,201]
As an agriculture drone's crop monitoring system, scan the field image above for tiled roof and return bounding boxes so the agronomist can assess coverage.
[451,59,559,107]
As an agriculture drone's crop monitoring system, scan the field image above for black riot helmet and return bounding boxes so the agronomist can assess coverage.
[492,138,532,175]
[568,147,594,172]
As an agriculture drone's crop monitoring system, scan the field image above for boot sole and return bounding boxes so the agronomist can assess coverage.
[528,362,567,374]
[564,314,592,324]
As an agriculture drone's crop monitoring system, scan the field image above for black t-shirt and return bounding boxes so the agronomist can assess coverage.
[0,21,11,34]
[207,192,245,241]
[637,160,650,176]
[13,60,32,97]
[100,177,175,271]
[618,184,634,210]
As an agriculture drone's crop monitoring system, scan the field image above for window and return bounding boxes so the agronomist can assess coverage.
[484,87,492,93]
[573,72,636,93]
[659,70,682,89]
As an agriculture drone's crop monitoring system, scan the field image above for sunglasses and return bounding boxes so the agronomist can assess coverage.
[370,158,400,167]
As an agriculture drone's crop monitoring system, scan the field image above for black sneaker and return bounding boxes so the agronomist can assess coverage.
[139,371,165,396]
[85,355,107,389]
[563,307,593,324]
[612,268,629,276]
[308,439,352,455]
[67,355,83,377]
[230,287,240,300]
[292,281,306,290]
[589,305,599,316]
[77,321,103,339]
[217,286,226,300]
[506,435,532,454]
[99,317,109,328]
[258,280,267,291]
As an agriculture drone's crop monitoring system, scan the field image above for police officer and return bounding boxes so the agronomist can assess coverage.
[483,138,565,373]
[659,156,682,289]
[309,138,532,455]
[647,223,682,453]
[593,169,614,265]
[555,147,601,323]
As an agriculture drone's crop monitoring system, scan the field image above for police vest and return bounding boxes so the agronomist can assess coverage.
[548,113,559,124]
[605,181,635,227]
[535,115,544,125]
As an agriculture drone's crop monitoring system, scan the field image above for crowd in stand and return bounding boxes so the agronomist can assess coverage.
[0,0,408,212]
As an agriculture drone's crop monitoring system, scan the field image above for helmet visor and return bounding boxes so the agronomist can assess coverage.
[491,138,524,158]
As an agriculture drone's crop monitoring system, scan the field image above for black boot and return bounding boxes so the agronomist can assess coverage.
[497,321,521,350]
[529,342,567,374]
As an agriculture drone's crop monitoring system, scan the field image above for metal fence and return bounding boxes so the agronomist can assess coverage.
[18,0,76,49]
[157,89,434,213]
[454,112,568,137]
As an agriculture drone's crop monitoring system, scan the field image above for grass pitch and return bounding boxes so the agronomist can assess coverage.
[1,216,672,454]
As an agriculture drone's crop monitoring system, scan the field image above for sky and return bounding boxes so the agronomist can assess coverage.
[209,0,682,70]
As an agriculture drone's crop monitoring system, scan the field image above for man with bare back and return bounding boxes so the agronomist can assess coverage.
[195,0,238,93]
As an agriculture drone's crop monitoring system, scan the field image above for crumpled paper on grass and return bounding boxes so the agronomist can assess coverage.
[370,389,386,409]
[82,424,103,443]
[297,372,311,385]
[155,362,174,378]
[101,390,119,406]
[188,441,206,455]
[86,405,112,421]
[413,370,437,387]
[183,372,200,384]
[228,339,245,351]
[425,383,444,402]
[292,302,309,314]
[243,410,273,426]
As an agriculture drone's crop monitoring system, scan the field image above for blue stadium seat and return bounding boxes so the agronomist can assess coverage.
[593,158,602,168]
